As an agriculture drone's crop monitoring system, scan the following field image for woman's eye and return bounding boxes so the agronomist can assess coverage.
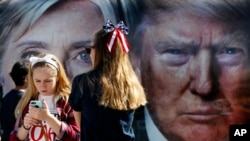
[21,51,40,62]
[74,50,91,62]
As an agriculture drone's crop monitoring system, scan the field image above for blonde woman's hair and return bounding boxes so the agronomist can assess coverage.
[14,53,71,118]
[0,0,59,73]
[90,29,147,110]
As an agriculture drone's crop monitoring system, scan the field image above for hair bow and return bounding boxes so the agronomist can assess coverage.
[103,20,130,53]
[29,54,58,69]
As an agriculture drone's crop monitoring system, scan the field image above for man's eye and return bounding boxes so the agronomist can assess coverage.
[218,48,242,54]
[219,48,241,54]
[159,48,190,66]
[166,49,186,55]
[216,47,245,66]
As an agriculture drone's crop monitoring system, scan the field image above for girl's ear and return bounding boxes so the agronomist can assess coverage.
[23,75,29,88]
[24,75,28,82]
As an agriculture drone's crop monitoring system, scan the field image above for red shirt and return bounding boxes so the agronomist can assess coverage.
[10,97,80,141]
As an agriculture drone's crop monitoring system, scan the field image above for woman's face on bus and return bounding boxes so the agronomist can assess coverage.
[0,1,104,95]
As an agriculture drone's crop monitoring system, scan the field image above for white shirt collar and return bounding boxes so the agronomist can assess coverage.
[145,107,168,141]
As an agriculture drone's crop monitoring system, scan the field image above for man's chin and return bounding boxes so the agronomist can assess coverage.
[164,124,229,141]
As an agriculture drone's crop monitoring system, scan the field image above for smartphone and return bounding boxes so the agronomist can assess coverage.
[29,100,43,108]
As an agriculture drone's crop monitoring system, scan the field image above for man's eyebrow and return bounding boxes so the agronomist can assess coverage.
[157,40,198,48]
[220,31,248,46]
[154,40,199,53]
[16,41,48,48]
[71,40,92,49]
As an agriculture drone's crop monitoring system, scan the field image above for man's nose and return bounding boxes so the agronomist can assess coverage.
[189,50,212,96]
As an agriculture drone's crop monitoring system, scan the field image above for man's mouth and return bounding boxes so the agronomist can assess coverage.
[185,111,223,122]
[184,100,232,122]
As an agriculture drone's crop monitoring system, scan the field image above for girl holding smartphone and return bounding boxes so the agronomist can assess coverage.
[10,53,80,141]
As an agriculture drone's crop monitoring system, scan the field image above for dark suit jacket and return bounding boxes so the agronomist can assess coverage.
[133,106,149,141]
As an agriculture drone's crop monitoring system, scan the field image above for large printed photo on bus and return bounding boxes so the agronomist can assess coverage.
[1,0,250,141]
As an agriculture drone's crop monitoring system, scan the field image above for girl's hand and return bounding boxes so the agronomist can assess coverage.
[29,100,50,121]
[23,113,40,129]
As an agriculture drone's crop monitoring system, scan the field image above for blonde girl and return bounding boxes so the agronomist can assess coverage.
[11,53,80,141]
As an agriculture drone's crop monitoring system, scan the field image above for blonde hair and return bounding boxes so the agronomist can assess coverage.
[0,0,59,72]
[14,53,71,118]
[90,29,147,110]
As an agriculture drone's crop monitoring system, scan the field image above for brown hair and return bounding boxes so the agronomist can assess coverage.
[88,28,147,110]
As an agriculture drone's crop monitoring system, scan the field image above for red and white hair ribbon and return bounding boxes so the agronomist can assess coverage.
[103,20,131,53]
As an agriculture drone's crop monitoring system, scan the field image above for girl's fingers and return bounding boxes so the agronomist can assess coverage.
[24,113,40,126]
